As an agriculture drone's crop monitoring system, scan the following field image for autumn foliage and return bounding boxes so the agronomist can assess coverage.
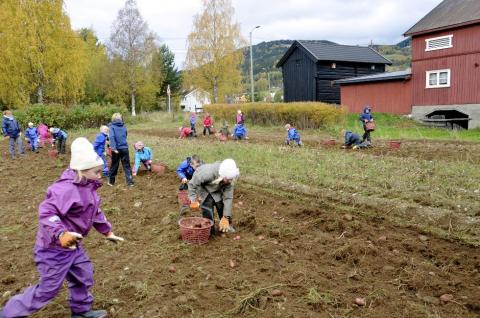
[204,102,347,129]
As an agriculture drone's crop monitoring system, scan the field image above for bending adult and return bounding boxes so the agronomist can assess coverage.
[108,113,133,187]
[188,159,239,234]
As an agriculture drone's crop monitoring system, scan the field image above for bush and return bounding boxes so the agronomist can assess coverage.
[13,103,128,130]
[204,102,347,129]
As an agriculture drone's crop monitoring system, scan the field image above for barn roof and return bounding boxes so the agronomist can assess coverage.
[336,70,412,85]
[404,0,480,36]
[276,41,392,67]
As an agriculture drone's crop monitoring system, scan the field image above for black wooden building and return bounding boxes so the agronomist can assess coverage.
[276,41,392,103]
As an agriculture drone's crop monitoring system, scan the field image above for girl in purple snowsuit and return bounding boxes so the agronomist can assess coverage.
[1,137,124,318]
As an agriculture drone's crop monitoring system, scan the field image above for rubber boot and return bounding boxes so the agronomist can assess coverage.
[71,310,107,318]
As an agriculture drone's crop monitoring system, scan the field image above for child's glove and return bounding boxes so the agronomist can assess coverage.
[219,217,230,232]
[105,232,124,243]
[59,232,83,248]
[190,201,200,210]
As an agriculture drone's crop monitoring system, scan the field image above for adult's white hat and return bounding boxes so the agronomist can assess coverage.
[70,137,104,171]
[219,159,240,179]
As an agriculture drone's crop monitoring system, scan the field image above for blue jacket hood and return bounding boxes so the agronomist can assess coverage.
[109,120,128,150]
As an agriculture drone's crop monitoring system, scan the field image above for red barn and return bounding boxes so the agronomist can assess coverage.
[338,0,480,129]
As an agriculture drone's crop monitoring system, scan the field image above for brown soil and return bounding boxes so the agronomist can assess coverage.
[131,127,480,164]
[1,142,479,318]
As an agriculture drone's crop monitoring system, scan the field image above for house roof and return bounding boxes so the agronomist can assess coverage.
[335,70,412,85]
[404,0,480,36]
[182,88,210,98]
[276,41,392,67]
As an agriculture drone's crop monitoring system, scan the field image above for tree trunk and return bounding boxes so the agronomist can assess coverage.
[37,85,44,104]
[213,78,218,104]
[131,92,136,116]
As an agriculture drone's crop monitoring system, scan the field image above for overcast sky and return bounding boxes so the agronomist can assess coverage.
[64,0,442,68]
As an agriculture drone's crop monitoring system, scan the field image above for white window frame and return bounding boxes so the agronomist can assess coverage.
[426,69,451,88]
[425,35,453,51]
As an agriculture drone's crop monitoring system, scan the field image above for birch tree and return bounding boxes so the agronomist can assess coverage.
[109,0,156,116]
[0,0,87,107]
[185,0,245,103]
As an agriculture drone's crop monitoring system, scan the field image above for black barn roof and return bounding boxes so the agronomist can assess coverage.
[276,41,392,67]
[405,0,480,36]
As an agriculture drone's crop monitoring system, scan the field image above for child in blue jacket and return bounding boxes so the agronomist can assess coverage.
[342,130,369,149]
[189,112,197,136]
[284,124,303,146]
[25,122,39,153]
[176,155,202,190]
[133,141,153,176]
[359,106,374,143]
[2,110,24,159]
[93,126,109,177]
[233,124,247,140]
[108,113,133,186]
[49,127,68,154]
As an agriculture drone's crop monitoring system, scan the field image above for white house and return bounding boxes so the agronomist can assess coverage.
[180,88,211,113]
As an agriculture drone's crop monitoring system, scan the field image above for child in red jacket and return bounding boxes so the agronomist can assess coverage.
[203,113,214,136]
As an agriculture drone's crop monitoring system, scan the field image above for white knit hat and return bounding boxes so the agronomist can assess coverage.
[70,137,104,171]
[219,159,240,179]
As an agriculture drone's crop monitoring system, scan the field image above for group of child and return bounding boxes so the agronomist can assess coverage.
[342,106,375,149]
[179,110,248,141]
[2,110,68,158]
[0,105,377,318]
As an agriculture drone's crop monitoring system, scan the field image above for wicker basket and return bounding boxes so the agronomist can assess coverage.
[48,149,59,158]
[365,122,376,131]
[322,139,336,146]
[178,217,213,245]
[151,164,166,175]
[388,141,402,150]
[177,190,190,206]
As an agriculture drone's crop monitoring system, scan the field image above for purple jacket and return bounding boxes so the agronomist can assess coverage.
[35,169,112,249]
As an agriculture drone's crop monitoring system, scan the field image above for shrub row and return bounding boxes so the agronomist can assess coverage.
[204,102,347,129]
[13,104,128,130]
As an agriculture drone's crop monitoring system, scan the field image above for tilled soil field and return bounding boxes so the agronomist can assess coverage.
[1,141,479,318]
[131,127,480,164]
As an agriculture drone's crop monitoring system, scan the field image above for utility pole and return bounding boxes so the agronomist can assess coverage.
[267,72,271,92]
[167,84,171,113]
[249,25,260,103]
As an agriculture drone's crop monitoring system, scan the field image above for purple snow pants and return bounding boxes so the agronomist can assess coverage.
[2,246,94,318]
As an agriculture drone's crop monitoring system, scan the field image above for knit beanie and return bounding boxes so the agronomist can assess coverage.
[70,137,104,171]
[218,159,240,180]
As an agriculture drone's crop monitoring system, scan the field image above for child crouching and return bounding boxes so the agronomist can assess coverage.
[133,141,153,176]
[1,138,124,318]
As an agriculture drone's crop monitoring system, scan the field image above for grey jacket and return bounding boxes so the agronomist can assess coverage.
[188,162,234,217]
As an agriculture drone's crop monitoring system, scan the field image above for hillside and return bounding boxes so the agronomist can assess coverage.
[241,39,412,100]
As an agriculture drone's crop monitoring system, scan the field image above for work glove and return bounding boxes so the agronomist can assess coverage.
[105,232,125,243]
[181,178,188,184]
[219,217,230,233]
[190,201,200,210]
[59,232,83,249]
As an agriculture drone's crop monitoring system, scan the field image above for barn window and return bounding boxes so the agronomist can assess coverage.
[425,35,453,51]
[426,69,451,88]
[331,63,336,69]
